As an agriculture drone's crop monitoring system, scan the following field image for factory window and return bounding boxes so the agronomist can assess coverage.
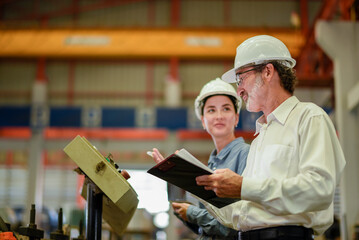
[126,169,169,214]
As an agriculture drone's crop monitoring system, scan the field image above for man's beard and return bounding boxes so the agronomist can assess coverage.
[246,75,263,112]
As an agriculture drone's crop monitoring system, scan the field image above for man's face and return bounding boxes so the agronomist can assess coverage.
[235,66,265,112]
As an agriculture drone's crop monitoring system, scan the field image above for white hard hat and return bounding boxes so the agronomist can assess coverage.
[194,78,241,120]
[222,35,296,83]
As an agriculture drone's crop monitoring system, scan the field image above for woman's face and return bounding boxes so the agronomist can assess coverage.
[201,95,239,138]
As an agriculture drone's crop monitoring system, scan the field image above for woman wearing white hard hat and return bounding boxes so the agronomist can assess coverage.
[151,78,249,239]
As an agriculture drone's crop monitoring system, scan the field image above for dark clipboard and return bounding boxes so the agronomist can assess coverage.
[147,151,240,208]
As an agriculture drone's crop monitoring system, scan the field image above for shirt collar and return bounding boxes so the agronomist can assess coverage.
[255,96,299,135]
[211,138,244,160]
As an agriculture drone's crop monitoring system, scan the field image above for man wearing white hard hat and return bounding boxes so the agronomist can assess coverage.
[150,78,249,239]
[196,35,346,239]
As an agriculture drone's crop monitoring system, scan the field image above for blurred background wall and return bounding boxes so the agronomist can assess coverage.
[0,0,357,239]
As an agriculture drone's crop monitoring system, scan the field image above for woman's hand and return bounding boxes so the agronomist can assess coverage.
[151,148,165,164]
[172,202,191,221]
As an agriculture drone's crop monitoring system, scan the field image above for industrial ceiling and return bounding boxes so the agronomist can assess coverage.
[0,0,357,89]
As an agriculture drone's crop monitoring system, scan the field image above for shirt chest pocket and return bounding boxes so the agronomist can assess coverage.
[259,144,294,179]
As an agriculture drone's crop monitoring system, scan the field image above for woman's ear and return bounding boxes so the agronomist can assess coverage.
[235,114,239,128]
[201,116,206,130]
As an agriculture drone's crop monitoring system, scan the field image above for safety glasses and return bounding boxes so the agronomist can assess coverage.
[235,64,264,87]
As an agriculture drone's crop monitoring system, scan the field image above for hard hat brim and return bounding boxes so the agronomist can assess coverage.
[221,68,236,84]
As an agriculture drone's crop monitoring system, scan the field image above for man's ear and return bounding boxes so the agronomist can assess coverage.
[263,63,275,81]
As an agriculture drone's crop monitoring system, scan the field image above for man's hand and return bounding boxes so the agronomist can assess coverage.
[196,168,243,198]
[172,202,191,221]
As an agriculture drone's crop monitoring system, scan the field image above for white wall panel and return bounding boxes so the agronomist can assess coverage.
[48,16,75,28]
[230,0,296,27]
[1,0,323,29]
[77,1,149,27]
[0,168,27,207]
[47,61,70,106]
[72,61,147,106]
[45,0,171,28]
[230,0,321,28]
[181,0,224,27]
[75,62,145,91]
[43,168,77,209]
[38,0,71,13]
[0,61,35,105]
[153,62,169,106]
[0,62,35,91]
[180,61,226,107]
[308,1,322,25]
[154,1,171,26]
[47,62,69,92]
[295,88,332,107]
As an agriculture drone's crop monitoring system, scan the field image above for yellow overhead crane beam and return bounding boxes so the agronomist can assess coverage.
[0,28,304,59]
